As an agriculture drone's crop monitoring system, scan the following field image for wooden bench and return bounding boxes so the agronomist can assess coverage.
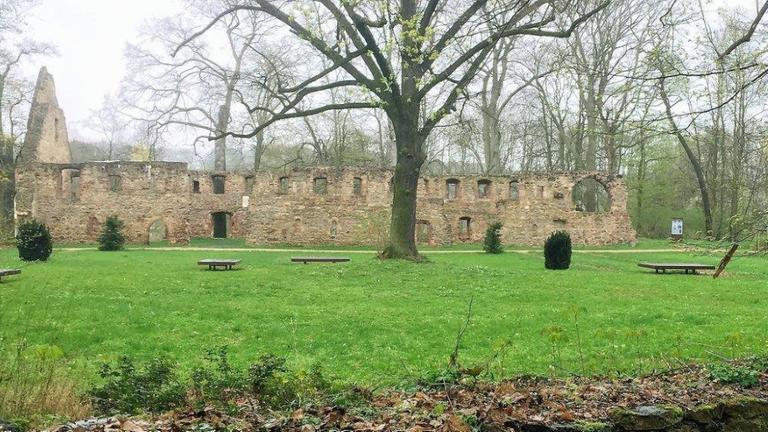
[638,263,716,274]
[291,256,350,264]
[197,259,241,270]
[0,268,20,282]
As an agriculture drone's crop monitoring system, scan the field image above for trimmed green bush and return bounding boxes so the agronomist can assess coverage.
[16,219,53,261]
[544,231,571,270]
[98,215,125,251]
[483,222,504,254]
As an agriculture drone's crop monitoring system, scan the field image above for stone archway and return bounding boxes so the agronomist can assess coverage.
[416,220,432,244]
[572,177,612,213]
[148,219,167,243]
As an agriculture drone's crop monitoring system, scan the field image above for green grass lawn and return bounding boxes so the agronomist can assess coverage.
[1,246,766,388]
[136,237,682,251]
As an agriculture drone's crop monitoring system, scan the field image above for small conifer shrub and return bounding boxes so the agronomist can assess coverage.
[16,219,53,261]
[98,215,126,251]
[483,222,504,254]
[544,231,571,270]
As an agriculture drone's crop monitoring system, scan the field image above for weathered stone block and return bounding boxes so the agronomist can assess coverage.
[722,418,768,432]
[685,404,724,425]
[722,397,768,420]
[609,405,683,431]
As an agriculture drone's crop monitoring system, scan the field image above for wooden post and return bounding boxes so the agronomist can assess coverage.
[713,243,739,279]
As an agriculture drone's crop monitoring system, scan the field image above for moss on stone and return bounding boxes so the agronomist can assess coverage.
[572,421,611,431]
[722,396,768,420]
[722,417,768,432]
[685,403,723,424]
[609,405,683,430]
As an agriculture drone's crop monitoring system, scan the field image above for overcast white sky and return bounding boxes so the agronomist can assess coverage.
[22,0,183,140]
[20,0,760,142]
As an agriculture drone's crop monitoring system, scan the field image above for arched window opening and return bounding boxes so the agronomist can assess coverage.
[572,178,611,213]
[352,177,363,196]
[148,219,168,243]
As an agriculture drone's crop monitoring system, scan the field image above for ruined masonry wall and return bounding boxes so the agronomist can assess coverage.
[19,67,72,165]
[14,162,637,246]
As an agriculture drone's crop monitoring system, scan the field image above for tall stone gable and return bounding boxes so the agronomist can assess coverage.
[19,67,72,164]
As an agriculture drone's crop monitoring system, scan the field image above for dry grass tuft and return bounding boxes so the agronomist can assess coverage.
[0,340,91,427]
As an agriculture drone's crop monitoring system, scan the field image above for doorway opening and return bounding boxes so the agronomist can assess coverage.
[211,212,231,238]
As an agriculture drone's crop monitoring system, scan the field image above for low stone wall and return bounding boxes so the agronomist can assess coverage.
[14,162,637,246]
[529,397,768,431]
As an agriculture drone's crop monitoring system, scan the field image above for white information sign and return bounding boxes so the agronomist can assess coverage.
[671,218,683,236]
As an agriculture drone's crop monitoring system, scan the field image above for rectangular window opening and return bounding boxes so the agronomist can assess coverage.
[212,175,226,194]
[245,176,255,196]
[108,175,122,193]
[314,177,328,195]
[279,177,289,194]
[446,180,459,199]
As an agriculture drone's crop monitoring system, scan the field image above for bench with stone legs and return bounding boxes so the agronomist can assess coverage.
[197,259,241,270]
[291,256,350,264]
[0,268,21,282]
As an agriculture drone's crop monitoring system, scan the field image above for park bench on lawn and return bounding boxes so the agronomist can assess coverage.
[637,262,715,274]
[638,243,739,278]
[0,268,20,282]
[291,256,350,264]
[198,259,241,270]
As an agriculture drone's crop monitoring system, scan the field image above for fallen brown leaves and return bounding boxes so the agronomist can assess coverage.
[43,363,768,432]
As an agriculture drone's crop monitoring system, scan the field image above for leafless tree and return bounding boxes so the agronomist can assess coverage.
[81,95,132,160]
[178,0,609,259]
[124,0,280,171]
[0,0,55,235]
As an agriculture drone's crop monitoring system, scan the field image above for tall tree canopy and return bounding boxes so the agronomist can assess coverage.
[179,0,609,259]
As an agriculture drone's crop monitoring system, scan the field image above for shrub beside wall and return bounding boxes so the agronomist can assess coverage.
[544,231,572,270]
[16,219,53,261]
[483,222,504,254]
[98,216,126,251]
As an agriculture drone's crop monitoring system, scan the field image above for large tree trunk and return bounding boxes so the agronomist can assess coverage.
[380,115,425,260]
[214,104,229,171]
[0,136,15,238]
[253,130,266,171]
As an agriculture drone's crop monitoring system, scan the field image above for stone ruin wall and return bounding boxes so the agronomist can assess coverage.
[19,67,72,165]
[14,161,637,247]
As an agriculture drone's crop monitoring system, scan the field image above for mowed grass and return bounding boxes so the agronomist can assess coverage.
[1,246,767,387]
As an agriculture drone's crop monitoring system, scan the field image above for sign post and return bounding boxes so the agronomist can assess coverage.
[671,218,684,241]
